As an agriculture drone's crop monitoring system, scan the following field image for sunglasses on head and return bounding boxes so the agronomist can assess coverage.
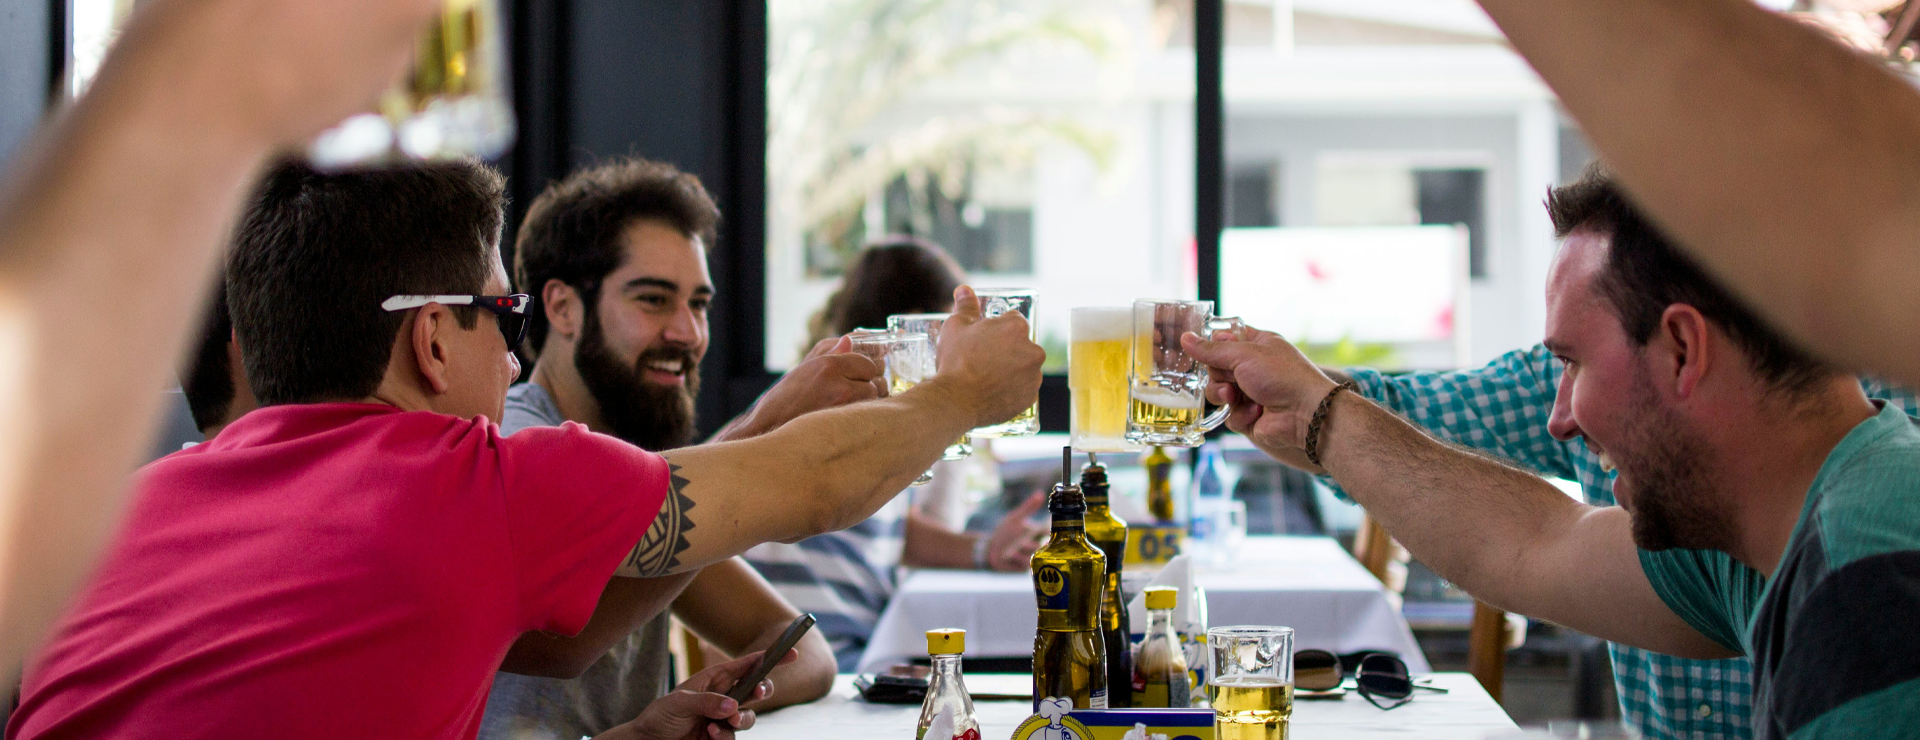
[382,294,531,352]
[1353,653,1447,710]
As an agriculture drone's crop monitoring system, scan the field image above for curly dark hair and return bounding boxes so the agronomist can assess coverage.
[514,157,720,357]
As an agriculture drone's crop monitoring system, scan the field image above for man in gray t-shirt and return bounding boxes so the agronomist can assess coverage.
[480,158,870,740]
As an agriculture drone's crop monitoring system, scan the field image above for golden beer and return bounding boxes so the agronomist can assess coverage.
[311,0,514,166]
[1130,386,1204,429]
[1212,677,1294,740]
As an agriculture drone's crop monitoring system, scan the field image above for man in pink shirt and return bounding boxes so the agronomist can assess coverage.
[9,160,1043,740]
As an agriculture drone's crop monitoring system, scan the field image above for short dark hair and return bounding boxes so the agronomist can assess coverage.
[806,236,965,348]
[514,157,721,356]
[1548,163,1831,394]
[181,282,235,433]
[228,159,504,406]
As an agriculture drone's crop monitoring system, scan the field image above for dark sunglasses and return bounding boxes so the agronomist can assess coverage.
[382,294,532,352]
[1353,653,1447,710]
[1294,649,1343,692]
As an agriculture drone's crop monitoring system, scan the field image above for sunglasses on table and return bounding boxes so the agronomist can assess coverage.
[382,294,531,352]
[1352,652,1447,710]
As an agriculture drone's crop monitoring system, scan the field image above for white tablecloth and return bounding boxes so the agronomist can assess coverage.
[858,536,1428,673]
[751,673,1515,739]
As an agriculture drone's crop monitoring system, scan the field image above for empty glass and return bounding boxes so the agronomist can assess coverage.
[1126,299,1243,447]
[1208,626,1295,740]
[968,288,1040,438]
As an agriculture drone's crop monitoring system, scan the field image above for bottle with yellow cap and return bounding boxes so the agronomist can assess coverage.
[917,629,980,740]
[1131,585,1190,708]
[1032,448,1109,711]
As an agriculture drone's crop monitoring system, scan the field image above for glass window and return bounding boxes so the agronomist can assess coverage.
[68,0,135,98]
[765,0,1199,371]
[1221,0,1565,371]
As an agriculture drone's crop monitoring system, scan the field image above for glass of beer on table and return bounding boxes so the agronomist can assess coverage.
[967,289,1041,438]
[889,313,972,461]
[309,0,516,168]
[1069,307,1141,453]
[1208,626,1295,740]
[849,329,937,485]
[1125,300,1243,447]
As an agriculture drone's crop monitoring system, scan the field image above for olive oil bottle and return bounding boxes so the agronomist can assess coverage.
[1079,454,1131,709]
[1144,446,1176,522]
[1032,448,1109,710]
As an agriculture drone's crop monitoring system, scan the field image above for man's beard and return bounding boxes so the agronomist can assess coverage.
[1611,367,1734,552]
[574,308,700,451]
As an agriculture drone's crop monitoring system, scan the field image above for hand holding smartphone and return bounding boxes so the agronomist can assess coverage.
[724,613,816,703]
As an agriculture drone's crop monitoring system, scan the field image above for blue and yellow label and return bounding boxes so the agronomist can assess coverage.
[1124,526,1183,566]
[1035,565,1069,610]
[1010,705,1211,740]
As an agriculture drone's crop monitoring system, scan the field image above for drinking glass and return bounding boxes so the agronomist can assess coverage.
[968,288,1040,438]
[1208,626,1295,740]
[1069,307,1140,453]
[1125,299,1243,447]
[888,313,971,460]
[308,0,515,169]
[850,329,937,485]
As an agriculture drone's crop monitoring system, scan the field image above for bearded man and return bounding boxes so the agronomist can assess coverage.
[1190,165,1920,739]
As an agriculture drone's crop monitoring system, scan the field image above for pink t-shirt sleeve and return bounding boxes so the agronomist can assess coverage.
[497,421,668,635]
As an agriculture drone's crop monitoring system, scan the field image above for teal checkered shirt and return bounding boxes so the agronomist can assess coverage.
[1337,344,1916,740]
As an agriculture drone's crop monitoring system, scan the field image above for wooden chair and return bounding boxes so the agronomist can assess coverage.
[668,618,708,685]
[1353,515,1513,704]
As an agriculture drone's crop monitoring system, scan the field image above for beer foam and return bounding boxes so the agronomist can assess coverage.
[1133,385,1204,410]
[1071,307,1132,341]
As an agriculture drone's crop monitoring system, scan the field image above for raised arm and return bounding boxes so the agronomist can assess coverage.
[1476,0,1920,386]
[1188,331,1734,658]
[0,0,438,666]
[622,286,1045,576]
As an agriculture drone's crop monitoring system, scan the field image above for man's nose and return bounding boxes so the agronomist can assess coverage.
[1547,372,1579,441]
[663,305,704,346]
[505,348,522,379]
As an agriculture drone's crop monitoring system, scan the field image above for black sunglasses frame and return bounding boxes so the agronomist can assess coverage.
[1355,653,1414,710]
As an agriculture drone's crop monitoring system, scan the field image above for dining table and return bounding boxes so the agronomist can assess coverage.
[749,672,1518,739]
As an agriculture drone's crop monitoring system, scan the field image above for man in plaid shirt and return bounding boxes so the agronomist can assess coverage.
[1329,347,1915,740]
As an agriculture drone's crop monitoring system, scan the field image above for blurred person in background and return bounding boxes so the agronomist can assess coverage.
[752,237,1049,670]
[481,158,843,740]
[179,282,257,442]
[0,0,447,674]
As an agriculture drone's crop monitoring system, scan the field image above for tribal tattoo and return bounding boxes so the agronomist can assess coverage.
[620,464,696,577]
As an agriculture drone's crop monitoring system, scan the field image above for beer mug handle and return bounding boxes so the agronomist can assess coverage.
[1195,316,1246,433]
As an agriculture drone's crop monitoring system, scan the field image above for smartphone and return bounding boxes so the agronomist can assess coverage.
[724,613,816,703]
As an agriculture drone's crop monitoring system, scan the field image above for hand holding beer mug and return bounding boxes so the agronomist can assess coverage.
[889,313,972,461]
[850,329,937,485]
[309,0,514,168]
[1126,300,1244,447]
[1208,626,1295,740]
[968,289,1042,437]
[933,286,1046,434]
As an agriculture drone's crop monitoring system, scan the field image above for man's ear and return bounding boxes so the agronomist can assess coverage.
[543,278,583,343]
[410,305,456,396]
[1658,304,1714,399]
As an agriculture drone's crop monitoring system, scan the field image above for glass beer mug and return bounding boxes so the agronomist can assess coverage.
[308,0,515,168]
[888,313,972,461]
[1125,300,1243,447]
[850,329,938,485]
[968,288,1041,438]
[1069,307,1139,453]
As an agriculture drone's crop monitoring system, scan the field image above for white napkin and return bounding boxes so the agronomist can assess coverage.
[1126,554,1203,634]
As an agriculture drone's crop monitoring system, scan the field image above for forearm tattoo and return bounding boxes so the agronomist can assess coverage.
[623,464,696,577]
